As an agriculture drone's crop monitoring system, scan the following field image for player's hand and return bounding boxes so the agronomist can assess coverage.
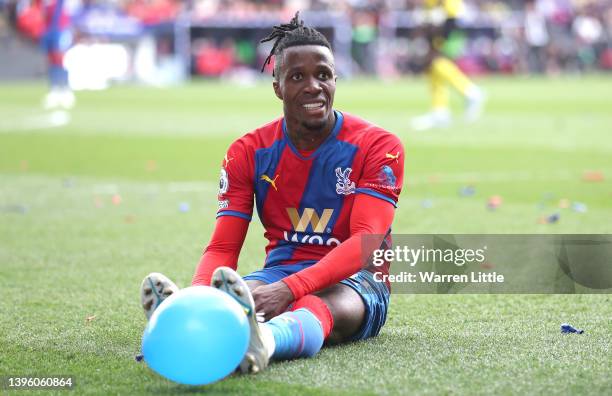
[252,281,294,322]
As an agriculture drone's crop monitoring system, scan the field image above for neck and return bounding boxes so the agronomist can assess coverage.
[285,112,336,151]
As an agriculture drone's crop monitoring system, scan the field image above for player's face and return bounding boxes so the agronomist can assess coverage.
[273,45,336,132]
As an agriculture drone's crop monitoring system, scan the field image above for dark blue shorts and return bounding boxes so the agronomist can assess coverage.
[244,264,390,341]
[41,29,72,53]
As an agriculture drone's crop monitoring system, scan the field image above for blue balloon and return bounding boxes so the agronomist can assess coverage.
[142,286,250,385]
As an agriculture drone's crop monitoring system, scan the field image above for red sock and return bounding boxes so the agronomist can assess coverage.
[291,295,334,338]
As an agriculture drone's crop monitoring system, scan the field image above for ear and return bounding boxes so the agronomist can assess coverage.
[273,80,283,100]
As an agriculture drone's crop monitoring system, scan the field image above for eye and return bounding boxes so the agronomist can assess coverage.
[291,73,303,81]
[318,71,330,80]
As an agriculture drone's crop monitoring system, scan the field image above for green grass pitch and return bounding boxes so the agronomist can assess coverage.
[1,76,611,395]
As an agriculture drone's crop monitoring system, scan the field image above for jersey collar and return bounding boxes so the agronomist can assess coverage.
[282,110,344,160]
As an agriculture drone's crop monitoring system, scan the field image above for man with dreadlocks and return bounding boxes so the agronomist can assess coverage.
[140,12,404,374]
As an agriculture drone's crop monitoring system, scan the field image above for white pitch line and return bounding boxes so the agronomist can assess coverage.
[0,111,71,131]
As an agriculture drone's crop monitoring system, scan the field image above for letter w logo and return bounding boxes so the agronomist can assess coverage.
[286,208,334,233]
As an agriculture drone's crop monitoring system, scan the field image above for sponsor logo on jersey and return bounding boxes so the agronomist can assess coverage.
[284,207,340,246]
[287,208,333,233]
[335,167,355,195]
[260,174,279,191]
[218,199,229,209]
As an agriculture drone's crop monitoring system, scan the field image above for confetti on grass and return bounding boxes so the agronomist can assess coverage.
[561,323,584,334]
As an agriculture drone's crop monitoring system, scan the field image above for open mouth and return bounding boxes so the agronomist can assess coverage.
[302,102,325,110]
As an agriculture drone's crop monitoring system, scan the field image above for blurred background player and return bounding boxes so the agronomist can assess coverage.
[411,0,485,131]
[40,0,75,109]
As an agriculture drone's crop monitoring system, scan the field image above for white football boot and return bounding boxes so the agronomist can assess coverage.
[411,108,452,131]
[59,89,76,110]
[140,272,179,320]
[464,86,486,122]
[43,89,61,110]
[211,267,273,374]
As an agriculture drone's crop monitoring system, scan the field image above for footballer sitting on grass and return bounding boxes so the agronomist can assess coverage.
[140,12,404,374]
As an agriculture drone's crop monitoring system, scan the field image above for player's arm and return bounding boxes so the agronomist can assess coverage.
[192,139,254,286]
[191,216,249,286]
[285,193,395,297]
[251,194,395,320]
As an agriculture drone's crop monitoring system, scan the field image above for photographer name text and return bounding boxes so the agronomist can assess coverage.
[374,271,504,284]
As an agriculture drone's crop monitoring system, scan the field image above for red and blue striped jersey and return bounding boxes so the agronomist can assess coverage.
[217,110,404,269]
[44,0,70,30]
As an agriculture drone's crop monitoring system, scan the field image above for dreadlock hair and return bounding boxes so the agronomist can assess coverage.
[260,12,332,79]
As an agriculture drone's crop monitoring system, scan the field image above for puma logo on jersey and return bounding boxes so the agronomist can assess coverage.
[260,174,279,191]
[385,151,400,163]
[223,154,234,168]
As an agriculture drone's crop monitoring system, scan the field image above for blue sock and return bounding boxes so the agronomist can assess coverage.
[49,65,68,88]
[265,308,324,360]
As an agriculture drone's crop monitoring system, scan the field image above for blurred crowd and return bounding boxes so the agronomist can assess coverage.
[2,0,612,78]
[188,0,612,75]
